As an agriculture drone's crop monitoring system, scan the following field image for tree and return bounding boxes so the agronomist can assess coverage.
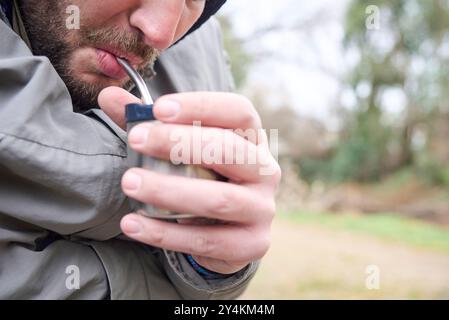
[217,15,252,89]
[331,0,449,182]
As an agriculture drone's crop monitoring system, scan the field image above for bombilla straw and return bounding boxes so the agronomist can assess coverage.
[116,57,153,105]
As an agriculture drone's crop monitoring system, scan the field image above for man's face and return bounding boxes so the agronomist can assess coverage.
[19,0,206,112]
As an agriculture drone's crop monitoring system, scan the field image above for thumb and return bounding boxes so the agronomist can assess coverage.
[98,86,141,130]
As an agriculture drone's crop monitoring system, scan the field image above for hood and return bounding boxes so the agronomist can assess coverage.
[184,0,227,38]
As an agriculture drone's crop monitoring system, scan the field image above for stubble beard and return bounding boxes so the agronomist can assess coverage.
[19,0,160,113]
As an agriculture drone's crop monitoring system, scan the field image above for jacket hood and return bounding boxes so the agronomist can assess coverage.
[185,0,227,38]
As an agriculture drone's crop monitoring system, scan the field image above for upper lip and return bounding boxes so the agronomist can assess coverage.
[96,46,143,67]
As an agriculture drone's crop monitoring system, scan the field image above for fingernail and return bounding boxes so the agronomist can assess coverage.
[123,218,141,235]
[156,100,180,119]
[122,171,142,191]
[129,125,149,146]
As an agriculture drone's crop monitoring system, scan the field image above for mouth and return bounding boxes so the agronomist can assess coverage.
[95,47,143,80]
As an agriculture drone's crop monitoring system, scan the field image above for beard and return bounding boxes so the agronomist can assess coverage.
[18,0,160,113]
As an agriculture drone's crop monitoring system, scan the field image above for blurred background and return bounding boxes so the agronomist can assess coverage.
[218,0,449,299]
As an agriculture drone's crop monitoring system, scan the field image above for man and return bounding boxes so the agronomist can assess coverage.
[0,0,281,299]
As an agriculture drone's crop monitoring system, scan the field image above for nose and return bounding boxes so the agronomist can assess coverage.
[130,1,184,50]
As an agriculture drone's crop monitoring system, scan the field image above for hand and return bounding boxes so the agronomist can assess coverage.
[99,87,281,274]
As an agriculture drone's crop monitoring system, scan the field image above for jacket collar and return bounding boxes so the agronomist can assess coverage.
[185,0,227,38]
[0,0,12,23]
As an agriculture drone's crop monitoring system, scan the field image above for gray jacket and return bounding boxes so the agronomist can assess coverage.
[0,10,258,299]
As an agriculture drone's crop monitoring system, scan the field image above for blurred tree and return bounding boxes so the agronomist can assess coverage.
[218,1,449,188]
[325,0,449,183]
[218,14,333,167]
[217,15,252,89]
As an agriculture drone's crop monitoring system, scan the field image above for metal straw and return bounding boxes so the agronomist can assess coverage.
[116,57,153,105]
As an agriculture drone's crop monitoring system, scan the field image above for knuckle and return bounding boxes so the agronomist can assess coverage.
[195,97,209,116]
[265,198,277,221]
[232,226,271,261]
[146,126,168,155]
[253,229,271,259]
[236,95,261,129]
[231,246,246,261]
[140,172,163,204]
[190,234,217,256]
[237,94,254,111]
[271,161,282,186]
[256,146,282,183]
[243,110,261,130]
[210,188,239,218]
[263,158,282,187]
[146,223,166,246]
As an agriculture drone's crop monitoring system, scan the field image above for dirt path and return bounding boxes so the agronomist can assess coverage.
[241,218,449,299]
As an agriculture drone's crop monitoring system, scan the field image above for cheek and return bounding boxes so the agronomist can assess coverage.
[76,0,138,27]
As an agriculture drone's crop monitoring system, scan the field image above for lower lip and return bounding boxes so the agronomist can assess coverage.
[95,49,127,80]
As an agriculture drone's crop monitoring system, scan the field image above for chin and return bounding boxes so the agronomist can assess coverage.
[79,72,126,88]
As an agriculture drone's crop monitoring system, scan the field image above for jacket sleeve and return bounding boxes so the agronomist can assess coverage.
[160,250,260,299]
[0,17,259,299]
[0,19,130,241]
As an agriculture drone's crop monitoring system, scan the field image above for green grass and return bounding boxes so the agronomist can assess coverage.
[372,167,416,192]
[282,210,449,252]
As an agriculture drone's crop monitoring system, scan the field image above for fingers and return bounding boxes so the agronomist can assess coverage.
[98,90,267,145]
[98,86,141,130]
[127,122,280,183]
[120,213,271,262]
[153,92,266,145]
[122,168,276,223]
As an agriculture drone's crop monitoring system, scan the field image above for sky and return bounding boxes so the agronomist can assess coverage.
[219,0,351,129]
